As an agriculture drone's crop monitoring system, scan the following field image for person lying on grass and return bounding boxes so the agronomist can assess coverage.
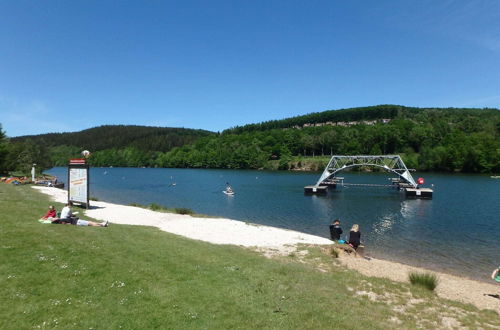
[53,202,108,227]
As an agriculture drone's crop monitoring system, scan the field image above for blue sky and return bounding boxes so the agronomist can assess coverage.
[1,0,499,137]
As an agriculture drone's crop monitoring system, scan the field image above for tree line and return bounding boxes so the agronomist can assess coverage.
[0,125,214,175]
[12,125,214,152]
[224,104,499,134]
[1,106,499,175]
[156,118,499,172]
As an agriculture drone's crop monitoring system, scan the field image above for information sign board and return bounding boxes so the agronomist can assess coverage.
[68,162,89,208]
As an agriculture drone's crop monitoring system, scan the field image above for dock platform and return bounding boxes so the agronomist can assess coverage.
[304,185,328,194]
[405,188,433,199]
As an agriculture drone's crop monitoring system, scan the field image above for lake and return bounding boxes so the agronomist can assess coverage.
[45,167,499,282]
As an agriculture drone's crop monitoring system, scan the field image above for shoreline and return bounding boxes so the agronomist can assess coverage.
[362,250,492,285]
[33,186,499,313]
[32,186,332,250]
[338,255,499,313]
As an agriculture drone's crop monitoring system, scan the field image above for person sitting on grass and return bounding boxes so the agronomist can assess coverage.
[329,219,343,241]
[41,205,57,220]
[56,201,108,227]
[348,224,361,250]
[492,267,500,283]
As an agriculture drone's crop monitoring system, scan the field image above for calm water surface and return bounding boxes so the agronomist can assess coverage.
[45,167,499,281]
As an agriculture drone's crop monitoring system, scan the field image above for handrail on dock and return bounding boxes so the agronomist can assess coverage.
[314,155,418,188]
[341,183,394,187]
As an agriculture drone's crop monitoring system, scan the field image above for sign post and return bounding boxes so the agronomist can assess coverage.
[31,163,36,182]
[68,158,90,209]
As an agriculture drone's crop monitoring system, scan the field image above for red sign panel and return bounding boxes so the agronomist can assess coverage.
[69,158,86,165]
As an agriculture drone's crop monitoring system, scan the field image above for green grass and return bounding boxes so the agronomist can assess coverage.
[409,272,439,291]
[1,184,498,329]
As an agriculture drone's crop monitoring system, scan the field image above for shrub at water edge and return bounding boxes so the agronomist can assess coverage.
[409,272,439,291]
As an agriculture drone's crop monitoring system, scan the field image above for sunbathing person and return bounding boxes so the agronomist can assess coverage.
[55,202,108,227]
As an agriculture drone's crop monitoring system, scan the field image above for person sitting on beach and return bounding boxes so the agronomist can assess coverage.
[492,267,500,283]
[41,205,57,220]
[348,224,361,250]
[329,219,343,241]
[56,202,108,227]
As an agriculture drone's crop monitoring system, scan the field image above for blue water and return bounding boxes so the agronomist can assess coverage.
[45,167,500,281]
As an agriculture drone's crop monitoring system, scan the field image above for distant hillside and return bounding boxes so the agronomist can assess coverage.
[2,106,499,174]
[224,105,500,134]
[162,105,499,173]
[12,125,215,152]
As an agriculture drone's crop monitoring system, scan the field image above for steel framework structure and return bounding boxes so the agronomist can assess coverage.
[315,155,417,188]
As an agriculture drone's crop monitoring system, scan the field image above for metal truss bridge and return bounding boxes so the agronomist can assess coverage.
[315,155,417,188]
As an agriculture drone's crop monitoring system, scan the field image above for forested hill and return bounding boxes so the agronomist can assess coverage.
[3,125,214,172]
[12,125,214,152]
[224,105,499,134]
[1,106,499,174]
[162,105,499,173]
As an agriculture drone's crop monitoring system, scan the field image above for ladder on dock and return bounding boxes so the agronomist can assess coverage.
[304,155,432,198]
[314,155,417,188]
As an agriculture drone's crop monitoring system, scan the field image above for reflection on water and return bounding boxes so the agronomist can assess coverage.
[371,215,396,236]
[400,199,432,219]
[45,167,499,282]
[310,194,332,220]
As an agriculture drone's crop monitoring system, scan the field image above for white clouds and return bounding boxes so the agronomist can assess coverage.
[382,0,500,54]
[438,1,500,52]
[0,96,73,137]
[458,93,500,107]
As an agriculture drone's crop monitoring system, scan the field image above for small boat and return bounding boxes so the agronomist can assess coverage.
[491,176,500,179]
[223,182,235,195]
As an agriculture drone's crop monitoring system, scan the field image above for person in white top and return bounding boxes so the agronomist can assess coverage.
[58,202,108,227]
[59,203,73,220]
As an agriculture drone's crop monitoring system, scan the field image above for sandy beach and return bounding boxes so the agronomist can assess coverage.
[32,186,332,250]
[339,255,499,313]
[33,186,499,313]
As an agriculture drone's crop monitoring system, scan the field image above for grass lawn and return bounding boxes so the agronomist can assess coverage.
[1,184,498,329]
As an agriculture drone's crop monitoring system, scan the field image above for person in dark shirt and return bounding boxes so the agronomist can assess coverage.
[329,219,343,241]
[348,224,361,250]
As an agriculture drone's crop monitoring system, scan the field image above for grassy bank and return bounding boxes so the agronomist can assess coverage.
[1,184,498,329]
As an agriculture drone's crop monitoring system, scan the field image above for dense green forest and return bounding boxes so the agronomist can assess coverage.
[0,125,9,173]
[1,125,213,175]
[224,105,499,134]
[12,125,214,152]
[1,105,499,175]
[157,105,500,173]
